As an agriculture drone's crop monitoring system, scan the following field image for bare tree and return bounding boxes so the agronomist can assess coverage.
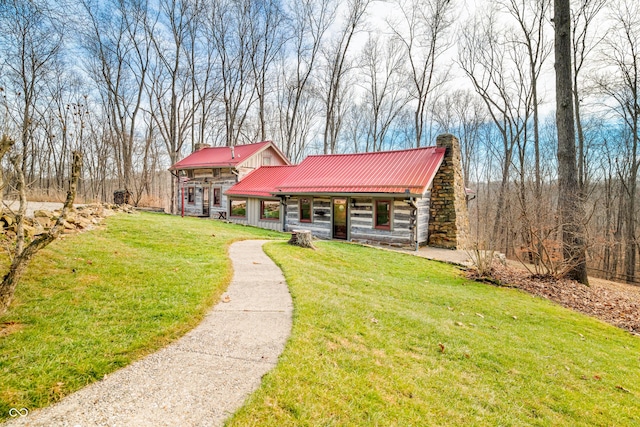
[147,0,201,212]
[389,0,454,148]
[594,0,640,283]
[80,0,152,198]
[459,11,527,250]
[431,89,488,188]
[0,0,64,181]
[206,0,257,147]
[276,0,334,161]
[249,0,287,142]
[185,1,221,151]
[499,0,552,203]
[555,0,589,284]
[0,147,82,315]
[320,0,370,154]
[572,0,607,193]
[358,35,409,152]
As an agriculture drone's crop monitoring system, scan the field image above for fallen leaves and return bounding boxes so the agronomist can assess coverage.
[616,385,631,393]
[0,321,23,338]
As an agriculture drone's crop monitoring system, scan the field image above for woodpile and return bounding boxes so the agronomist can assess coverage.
[288,229,315,249]
[0,203,135,241]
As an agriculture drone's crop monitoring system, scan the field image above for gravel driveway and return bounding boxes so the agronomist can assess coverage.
[2,201,72,218]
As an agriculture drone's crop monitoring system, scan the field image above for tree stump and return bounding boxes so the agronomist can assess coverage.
[288,230,315,249]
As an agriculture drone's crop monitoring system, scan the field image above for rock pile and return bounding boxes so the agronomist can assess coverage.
[0,203,135,240]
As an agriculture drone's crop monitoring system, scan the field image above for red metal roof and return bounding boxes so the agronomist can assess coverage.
[169,141,275,170]
[225,165,297,197]
[274,146,446,196]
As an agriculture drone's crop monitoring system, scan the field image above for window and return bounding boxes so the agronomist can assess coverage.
[375,200,391,230]
[230,199,247,218]
[213,187,221,206]
[263,156,271,166]
[299,197,312,222]
[187,187,195,204]
[261,200,280,220]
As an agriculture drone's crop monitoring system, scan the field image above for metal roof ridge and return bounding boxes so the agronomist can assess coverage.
[199,140,271,149]
[303,146,441,158]
[276,184,424,189]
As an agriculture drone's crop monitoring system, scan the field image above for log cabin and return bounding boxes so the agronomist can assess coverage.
[170,134,470,250]
[169,141,290,220]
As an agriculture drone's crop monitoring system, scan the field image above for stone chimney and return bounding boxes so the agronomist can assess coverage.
[193,143,210,152]
[427,134,470,249]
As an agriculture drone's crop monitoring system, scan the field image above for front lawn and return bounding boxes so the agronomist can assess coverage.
[0,212,283,421]
[229,241,640,426]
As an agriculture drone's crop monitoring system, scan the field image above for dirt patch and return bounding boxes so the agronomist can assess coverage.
[468,264,640,335]
[0,321,24,338]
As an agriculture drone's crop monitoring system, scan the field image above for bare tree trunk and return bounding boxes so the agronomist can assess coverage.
[554,0,588,285]
[0,151,83,314]
[0,135,16,211]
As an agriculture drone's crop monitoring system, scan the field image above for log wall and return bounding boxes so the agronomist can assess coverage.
[286,197,332,239]
[177,169,237,218]
[286,195,431,248]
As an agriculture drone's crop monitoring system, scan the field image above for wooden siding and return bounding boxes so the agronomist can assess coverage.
[417,193,431,244]
[178,183,206,216]
[285,197,332,238]
[228,198,284,231]
[350,199,414,247]
[239,146,288,170]
[285,195,431,248]
[177,170,237,217]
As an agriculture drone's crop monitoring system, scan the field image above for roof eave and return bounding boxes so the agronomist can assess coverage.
[225,192,278,198]
[169,163,238,171]
[272,190,426,198]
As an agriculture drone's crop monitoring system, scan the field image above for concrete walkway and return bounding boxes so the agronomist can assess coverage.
[409,246,474,266]
[5,240,292,427]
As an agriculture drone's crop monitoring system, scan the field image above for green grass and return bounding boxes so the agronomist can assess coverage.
[228,241,640,427]
[2,215,639,426]
[0,212,283,421]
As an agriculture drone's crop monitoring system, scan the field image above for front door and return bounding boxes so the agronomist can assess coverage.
[333,198,348,240]
[202,186,210,216]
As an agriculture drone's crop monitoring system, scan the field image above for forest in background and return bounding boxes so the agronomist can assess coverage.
[0,0,638,283]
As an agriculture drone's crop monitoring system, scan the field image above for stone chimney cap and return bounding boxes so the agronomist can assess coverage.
[193,143,211,152]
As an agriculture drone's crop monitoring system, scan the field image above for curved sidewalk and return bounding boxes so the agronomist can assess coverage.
[5,240,293,427]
